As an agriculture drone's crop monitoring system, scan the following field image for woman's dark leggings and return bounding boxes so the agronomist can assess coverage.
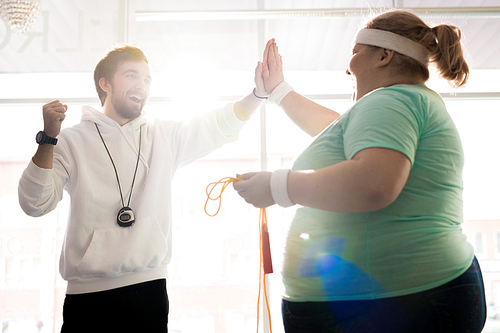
[282,256,486,333]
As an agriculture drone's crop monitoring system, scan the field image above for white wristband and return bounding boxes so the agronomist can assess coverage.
[268,81,294,106]
[270,169,295,208]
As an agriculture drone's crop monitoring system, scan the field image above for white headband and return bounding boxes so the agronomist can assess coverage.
[354,28,430,66]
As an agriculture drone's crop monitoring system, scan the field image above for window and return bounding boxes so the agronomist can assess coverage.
[473,232,487,257]
[496,232,500,258]
[2,70,500,331]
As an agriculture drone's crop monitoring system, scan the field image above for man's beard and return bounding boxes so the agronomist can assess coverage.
[110,91,145,120]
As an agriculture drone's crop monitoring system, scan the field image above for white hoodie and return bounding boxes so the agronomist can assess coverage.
[19,104,245,294]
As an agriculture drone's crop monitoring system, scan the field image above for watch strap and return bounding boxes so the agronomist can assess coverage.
[44,135,58,145]
[37,131,58,145]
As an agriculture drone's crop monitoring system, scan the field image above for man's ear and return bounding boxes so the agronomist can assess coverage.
[99,77,111,93]
[376,48,395,68]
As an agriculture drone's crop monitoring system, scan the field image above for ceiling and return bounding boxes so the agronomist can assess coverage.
[0,0,499,75]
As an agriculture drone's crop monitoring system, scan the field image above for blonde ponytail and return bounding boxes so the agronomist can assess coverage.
[430,25,469,87]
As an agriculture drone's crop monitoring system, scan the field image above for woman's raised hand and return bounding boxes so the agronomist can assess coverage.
[262,38,284,94]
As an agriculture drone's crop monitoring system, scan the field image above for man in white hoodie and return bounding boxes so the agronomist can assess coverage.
[18,44,269,332]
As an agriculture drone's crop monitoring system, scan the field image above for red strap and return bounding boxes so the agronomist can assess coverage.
[260,208,273,274]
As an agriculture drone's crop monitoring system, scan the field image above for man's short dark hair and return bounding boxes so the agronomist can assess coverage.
[94,44,148,106]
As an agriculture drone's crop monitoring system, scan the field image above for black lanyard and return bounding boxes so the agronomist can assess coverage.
[95,122,142,227]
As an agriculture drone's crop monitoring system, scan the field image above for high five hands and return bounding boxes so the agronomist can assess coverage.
[254,38,285,98]
[234,39,287,209]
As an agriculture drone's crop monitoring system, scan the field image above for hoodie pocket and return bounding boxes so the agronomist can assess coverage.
[76,217,167,279]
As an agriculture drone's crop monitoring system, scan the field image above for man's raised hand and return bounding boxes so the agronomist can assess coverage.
[43,100,68,137]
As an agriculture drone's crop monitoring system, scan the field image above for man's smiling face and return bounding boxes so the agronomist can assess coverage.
[105,60,151,122]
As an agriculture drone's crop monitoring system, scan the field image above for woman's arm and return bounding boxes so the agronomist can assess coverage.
[263,39,340,137]
[234,147,411,213]
[288,147,411,212]
[279,91,340,137]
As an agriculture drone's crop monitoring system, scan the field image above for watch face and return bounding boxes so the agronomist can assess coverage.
[36,131,44,143]
[36,131,57,145]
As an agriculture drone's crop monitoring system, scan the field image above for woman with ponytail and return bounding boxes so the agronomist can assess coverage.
[234,10,486,333]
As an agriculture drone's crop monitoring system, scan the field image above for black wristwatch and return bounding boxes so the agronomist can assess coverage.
[36,131,58,145]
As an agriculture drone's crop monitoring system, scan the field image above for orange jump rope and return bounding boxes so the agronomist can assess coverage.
[204,177,273,333]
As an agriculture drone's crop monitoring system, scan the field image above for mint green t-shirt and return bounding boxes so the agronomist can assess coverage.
[282,84,474,301]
